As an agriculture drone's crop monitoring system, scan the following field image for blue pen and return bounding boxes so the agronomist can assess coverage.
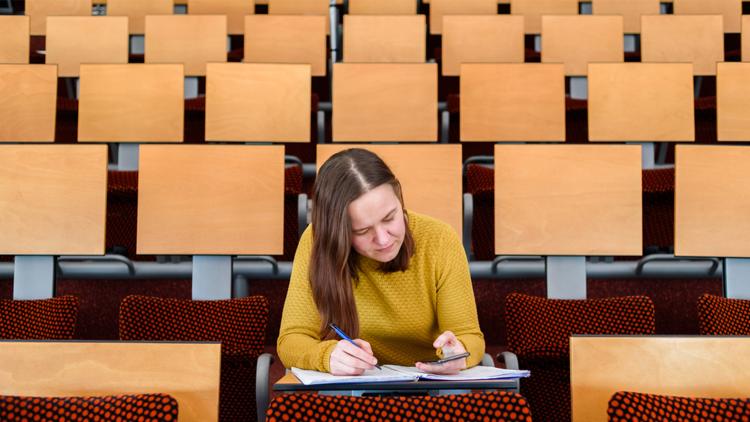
[329,323,382,370]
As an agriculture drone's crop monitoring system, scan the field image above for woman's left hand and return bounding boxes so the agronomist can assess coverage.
[415,331,468,375]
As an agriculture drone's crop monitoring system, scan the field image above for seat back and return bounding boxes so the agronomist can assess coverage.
[641,15,724,75]
[697,294,750,335]
[591,0,660,33]
[428,0,496,35]
[0,296,79,339]
[511,0,578,34]
[25,0,92,36]
[0,16,29,64]
[244,15,327,77]
[343,15,425,63]
[541,15,623,76]
[0,394,179,422]
[674,0,742,33]
[107,0,172,35]
[608,391,750,421]
[145,15,227,76]
[0,65,57,142]
[266,392,533,421]
[332,63,437,142]
[188,0,253,35]
[588,63,695,142]
[349,0,416,14]
[45,16,128,77]
[442,15,524,76]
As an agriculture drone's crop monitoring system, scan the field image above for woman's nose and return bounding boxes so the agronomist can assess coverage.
[373,227,389,246]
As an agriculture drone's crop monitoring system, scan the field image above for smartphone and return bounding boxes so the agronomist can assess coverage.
[422,351,470,365]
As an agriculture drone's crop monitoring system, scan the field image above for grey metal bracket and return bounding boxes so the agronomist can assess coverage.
[636,254,720,277]
[534,35,541,53]
[116,143,139,171]
[624,35,638,53]
[579,2,592,14]
[546,256,586,299]
[185,77,199,99]
[723,258,750,299]
[256,352,275,422]
[14,256,55,300]
[491,256,545,275]
[569,76,587,100]
[233,255,279,276]
[462,193,474,259]
[298,193,309,237]
[439,101,449,143]
[57,254,136,276]
[329,0,340,63]
[130,35,145,55]
[694,76,703,99]
[192,255,232,300]
[317,110,326,143]
[174,4,187,14]
[0,0,13,14]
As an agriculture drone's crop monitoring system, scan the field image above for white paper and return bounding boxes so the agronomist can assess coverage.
[386,365,530,381]
[291,365,530,386]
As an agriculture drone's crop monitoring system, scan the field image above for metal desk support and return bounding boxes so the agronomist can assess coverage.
[14,256,55,300]
[547,256,586,299]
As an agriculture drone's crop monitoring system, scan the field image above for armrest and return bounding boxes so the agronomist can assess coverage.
[497,351,519,370]
[480,352,494,367]
[256,352,275,422]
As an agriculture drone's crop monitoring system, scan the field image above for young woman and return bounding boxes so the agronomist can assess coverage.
[278,148,484,375]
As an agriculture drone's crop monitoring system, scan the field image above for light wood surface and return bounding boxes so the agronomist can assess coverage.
[188,0,253,35]
[588,63,695,142]
[25,0,92,36]
[442,15,524,76]
[332,63,437,142]
[461,63,565,142]
[343,15,425,63]
[268,0,330,35]
[591,0,660,33]
[675,145,750,257]
[137,145,284,255]
[429,0,496,35]
[317,144,463,238]
[0,16,29,64]
[511,0,578,34]
[205,63,311,142]
[541,15,623,76]
[641,15,724,76]
[45,16,128,78]
[78,64,183,143]
[674,0,741,33]
[494,144,642,256]
[0,145,107,255]
[571,336,750,422]
[349,0,417,14]
[0,64,57,142]
[717,62,750,142]
[145,15,227,76]
[0,341,221,422]
[106,0,172,34]
[244,15,327,77]
[743,15,750,61]
[276,373,301,385]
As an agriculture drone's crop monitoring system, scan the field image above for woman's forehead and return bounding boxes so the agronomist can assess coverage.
[348,184,400,227]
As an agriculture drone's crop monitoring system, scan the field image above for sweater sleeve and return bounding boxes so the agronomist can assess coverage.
[434,224,486,368]
[277,227,338,372]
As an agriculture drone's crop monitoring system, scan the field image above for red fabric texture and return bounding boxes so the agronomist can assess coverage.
[698,294,750,335]
[0,296,79,340]
[607,391,750,421]
[0,393,178,422]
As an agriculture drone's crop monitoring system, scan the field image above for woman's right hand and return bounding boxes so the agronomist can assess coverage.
[329,339,378,375]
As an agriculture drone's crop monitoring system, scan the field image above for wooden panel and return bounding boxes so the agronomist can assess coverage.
[137,145,284,255]
[541,15,623,76]
[0,145,107,255]
[591,0,660,33]
[317,144,463,237]
[744,15,750,61]
[46,16,128,77]
[343,15,425,63]
[244,15,327,77]
[675,145,750,257]
[188,0,253,35]
[588,63,694,142]
[0,65,57,142]
[494,144,643,256]
[107,0,172,34]
[268,0,329,35]
[0,341,220,422]
[0,16,30,64]
[571,337,750,422]
[461,63,565,142]
[349,0,417,14]
[332,63,437,142]
[641,15,724,76]
[78,64,183,142]
[674,0,741,33]
[429,0,496,35]
[717,62,750,141]
[25,0,91,36]
[145,15,227,76]
[511,0,578,34]
[205,63,311,142]
[442,15,524,76]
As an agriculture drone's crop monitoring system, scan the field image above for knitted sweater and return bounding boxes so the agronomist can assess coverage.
[277,211,485,371]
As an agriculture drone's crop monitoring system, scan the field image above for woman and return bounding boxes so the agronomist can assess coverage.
[278,148,484,375]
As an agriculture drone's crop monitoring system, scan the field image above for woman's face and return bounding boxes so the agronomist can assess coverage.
[347,183,406,263]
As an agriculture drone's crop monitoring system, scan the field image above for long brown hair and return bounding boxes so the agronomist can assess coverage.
[310,149,415,339]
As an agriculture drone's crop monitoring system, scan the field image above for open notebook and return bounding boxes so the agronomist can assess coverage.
[291,365,530,386]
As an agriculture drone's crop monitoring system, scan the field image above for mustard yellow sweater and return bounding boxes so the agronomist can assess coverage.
[277,211,485,371]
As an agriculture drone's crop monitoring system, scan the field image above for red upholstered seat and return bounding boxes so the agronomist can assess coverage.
[0,393,178,422]
[266,392,532,422]
[698,294,750,335]
[607,391,750,422]
[505,293,656,421]
[0,296,79,340]
[119,295,269,421]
